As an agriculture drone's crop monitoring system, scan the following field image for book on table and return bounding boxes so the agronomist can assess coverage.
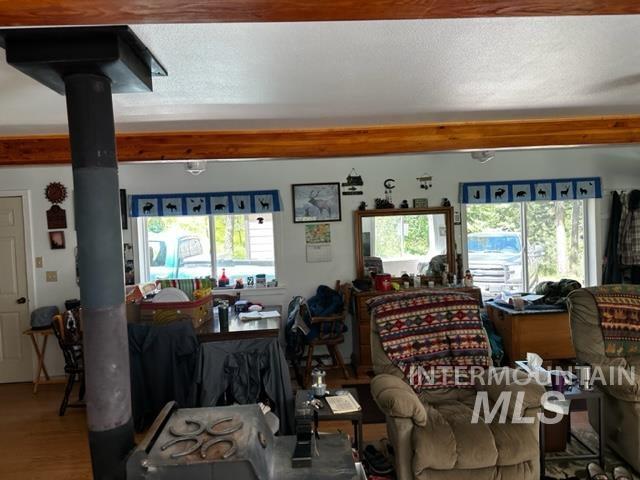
[238,310,281,322]
[325,392,361,414]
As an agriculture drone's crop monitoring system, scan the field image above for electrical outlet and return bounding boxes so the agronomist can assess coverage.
[35,257,43,268]
[46,271,57,282]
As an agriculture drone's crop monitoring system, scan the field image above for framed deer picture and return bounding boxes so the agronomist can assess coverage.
[292,182,342,223]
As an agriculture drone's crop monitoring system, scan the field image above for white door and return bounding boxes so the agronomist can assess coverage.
[0,196,31,383]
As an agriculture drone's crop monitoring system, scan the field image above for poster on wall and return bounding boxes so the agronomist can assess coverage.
[305,223,332,263]
[305,223,331,244]
[124,243,135,285]
[49,231,65,250]
[292,183,341,223]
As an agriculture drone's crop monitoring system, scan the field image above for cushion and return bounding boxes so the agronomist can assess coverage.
[584,285,640,357]
[489,421,539,467]
[568,289,606,359]
[412,397,538,471]
[371,374,427,426]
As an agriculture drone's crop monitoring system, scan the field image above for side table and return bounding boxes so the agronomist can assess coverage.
[540,385,605,474]
[295,388,364,458]
[23,328,65,393]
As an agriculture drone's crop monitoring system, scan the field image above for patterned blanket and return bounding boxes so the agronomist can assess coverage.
[586,285,640,357]
[368,291,490,390]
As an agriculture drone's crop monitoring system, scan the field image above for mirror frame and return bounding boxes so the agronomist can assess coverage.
[354,206,455,279]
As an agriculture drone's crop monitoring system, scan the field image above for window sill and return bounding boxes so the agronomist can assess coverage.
[214,286,287,297]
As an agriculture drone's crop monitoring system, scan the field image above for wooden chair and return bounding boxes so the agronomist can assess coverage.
[301,281,352,386]
[51,312,85,416]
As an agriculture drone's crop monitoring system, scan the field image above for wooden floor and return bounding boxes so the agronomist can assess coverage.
[0,372,386,480]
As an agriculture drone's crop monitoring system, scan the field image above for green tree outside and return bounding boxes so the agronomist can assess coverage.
[374,215,430,258]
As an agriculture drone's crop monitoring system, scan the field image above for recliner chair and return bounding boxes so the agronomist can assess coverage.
[370,298,544,480]
[567,286,640,472]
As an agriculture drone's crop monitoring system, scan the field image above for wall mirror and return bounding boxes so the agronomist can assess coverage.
[354,207,455,278]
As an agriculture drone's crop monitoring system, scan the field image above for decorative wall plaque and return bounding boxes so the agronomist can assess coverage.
[46,205,67,229]
[44,182,68,204]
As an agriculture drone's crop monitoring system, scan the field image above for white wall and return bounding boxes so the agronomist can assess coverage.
[3,145,640,378]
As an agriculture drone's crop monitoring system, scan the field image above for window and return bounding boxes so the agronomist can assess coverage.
[465,200,586,297]
[373,215,430,260]
[141,213,276,283]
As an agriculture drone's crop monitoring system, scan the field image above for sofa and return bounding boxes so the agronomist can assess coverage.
[370,293,544,480]
[567,286,640,472]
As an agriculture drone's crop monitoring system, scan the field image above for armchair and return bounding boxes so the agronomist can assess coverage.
[567,286,640,472]
[370,293,543,480]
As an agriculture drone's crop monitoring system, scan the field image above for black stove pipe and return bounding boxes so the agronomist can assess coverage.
[65,73,134,479]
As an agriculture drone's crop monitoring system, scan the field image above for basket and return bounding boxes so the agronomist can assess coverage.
[139,294,212,329]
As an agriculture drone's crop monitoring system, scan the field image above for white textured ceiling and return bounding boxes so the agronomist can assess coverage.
[2,16,640,135]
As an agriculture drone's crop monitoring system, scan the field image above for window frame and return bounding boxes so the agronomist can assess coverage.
[461,198,591,293]
[134,212,278,284]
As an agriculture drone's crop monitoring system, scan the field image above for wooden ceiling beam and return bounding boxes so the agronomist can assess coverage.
[2,116,640,166]
[1,1,640,26]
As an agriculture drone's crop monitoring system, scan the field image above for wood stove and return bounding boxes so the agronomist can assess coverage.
[127,402,358,480]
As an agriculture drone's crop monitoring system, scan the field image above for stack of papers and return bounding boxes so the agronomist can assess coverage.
[542,397,570,416]
[238,310,281,322]
[325,392,361,414]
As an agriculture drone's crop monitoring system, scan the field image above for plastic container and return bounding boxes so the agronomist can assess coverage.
[374,274,392,291]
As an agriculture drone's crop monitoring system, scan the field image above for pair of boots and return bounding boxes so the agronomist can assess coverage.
[588,463,633,480]
[363,443,393,476]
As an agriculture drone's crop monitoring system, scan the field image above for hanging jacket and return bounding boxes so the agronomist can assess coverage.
[128,321,199,431]
[603,190,623,284]
[619,190,640,266]
[195,338,294,434]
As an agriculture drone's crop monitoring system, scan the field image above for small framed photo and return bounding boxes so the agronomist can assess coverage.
[49,231,65,250]
[413,198,429,208]
[292,183,342,223]
[120,189,128,230]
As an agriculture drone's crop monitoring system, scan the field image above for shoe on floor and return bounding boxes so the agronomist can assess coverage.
[587,463,609,480]
[613,466,633,480]
[364,444,393,475]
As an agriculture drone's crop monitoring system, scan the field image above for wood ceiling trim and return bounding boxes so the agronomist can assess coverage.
[2,116,640,166]
[1,1,640,26]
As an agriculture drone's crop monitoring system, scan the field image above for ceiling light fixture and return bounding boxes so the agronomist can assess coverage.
[471,150,495,164]
[185,161,206,175]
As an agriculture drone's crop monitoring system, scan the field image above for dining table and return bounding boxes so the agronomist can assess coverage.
[195,305,283,342]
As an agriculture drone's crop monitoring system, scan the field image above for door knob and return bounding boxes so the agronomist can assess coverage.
[16,297,26,304]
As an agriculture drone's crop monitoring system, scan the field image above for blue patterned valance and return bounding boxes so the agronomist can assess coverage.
[130,190,281,217]
[459,177,601,204]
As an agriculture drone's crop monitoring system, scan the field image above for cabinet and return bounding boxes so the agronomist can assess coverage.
[351,286,482,376]
[486,301,575,364]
